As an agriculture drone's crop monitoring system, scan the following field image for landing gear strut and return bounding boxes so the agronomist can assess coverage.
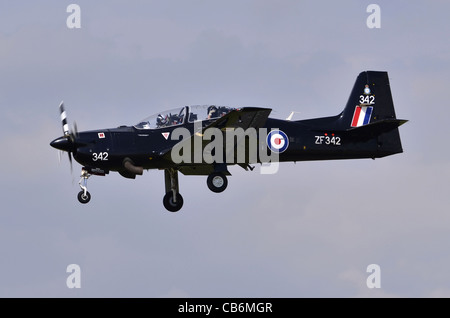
[78,168,91,204]
[163,168,183,212]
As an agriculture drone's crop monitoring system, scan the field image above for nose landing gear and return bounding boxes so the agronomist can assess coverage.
[75,167,108,204]
[78,168,91,204]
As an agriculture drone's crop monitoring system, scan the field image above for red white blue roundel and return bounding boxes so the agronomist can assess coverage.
[267,130,289,153]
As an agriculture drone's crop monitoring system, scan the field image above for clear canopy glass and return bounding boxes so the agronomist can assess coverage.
[135,106,187,129]
[187,105,234,122]
[135,105,235,129]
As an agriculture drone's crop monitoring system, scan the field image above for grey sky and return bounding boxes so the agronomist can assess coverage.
[0,0,449,297]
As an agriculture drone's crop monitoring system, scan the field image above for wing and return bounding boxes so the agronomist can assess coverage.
[161,107,272,174]
[204,107,272,131]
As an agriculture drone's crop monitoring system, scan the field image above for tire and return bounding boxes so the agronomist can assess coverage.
[163,192,183,212]
[207,172,228,193]
[77,191,91,204]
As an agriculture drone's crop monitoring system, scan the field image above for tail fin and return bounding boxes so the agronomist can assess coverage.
[339,71,407,156]
[340,71,397,127]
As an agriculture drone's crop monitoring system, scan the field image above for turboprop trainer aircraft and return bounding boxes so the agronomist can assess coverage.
[50,71,407,212]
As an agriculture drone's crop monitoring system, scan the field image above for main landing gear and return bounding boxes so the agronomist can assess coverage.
[163,168,183,212]
[161,170,228,212]
[206,172,228,193]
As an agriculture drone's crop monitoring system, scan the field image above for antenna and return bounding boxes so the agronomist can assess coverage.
[286,111,301,121]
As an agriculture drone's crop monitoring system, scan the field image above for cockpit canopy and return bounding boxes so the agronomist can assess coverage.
[135,105,235,129]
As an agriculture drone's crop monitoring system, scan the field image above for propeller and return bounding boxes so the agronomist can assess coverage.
[50,101,78,173]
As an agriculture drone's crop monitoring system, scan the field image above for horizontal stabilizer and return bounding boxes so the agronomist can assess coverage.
[346,117,407,156]
[347,118,408,136]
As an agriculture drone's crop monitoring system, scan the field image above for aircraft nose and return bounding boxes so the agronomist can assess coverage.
[50,136,73,152]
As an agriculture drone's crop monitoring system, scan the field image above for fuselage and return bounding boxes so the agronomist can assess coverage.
[56,112,397,175]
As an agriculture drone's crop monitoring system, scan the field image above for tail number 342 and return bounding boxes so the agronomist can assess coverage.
[92,152,109,161]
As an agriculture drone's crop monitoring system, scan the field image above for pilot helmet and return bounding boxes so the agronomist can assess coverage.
[207,105,218,118]
[157,114,165,125]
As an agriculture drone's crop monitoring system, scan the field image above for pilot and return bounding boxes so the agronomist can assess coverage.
[218,106,229,117]
[176,114,184,124]
[157,114,167,127]
[207,106,218,119]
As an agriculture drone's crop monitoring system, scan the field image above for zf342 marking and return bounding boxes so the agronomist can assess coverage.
[315,135,341,146]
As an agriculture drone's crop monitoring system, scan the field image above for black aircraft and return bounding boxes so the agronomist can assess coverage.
[50,71,407,212]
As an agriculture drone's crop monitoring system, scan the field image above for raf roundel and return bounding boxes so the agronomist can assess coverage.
[267,130,289,153]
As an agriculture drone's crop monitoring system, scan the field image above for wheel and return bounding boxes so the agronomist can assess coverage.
[77,191,91,204]
[163,192,183,212]
[207,172,228,193]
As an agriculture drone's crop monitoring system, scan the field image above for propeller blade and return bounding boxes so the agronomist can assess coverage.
[68,151,73,173]
[59,101,70,136]
[73,121,78,139]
